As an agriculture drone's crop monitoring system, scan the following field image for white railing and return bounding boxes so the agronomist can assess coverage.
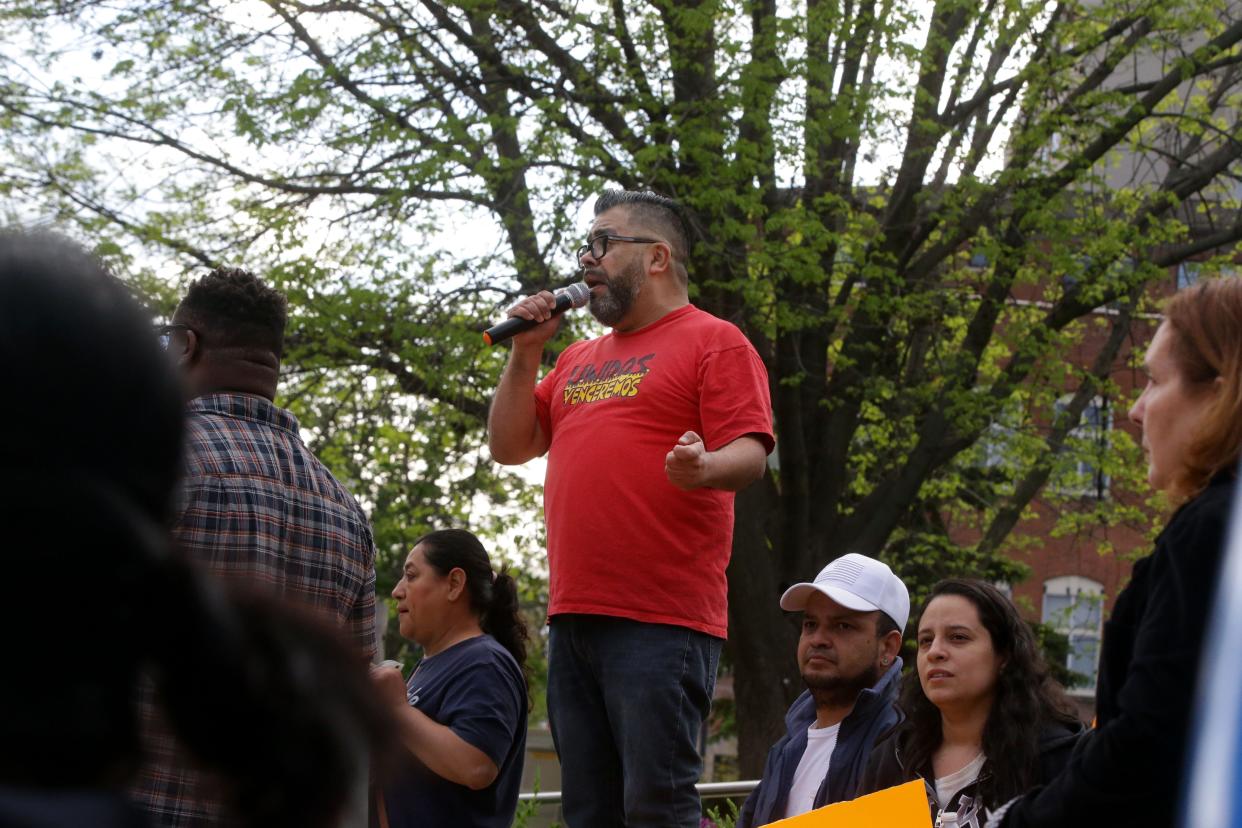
[517,779,760,805]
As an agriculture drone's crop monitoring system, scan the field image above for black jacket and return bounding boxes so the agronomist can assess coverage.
[998,470,1235,827]
[737,660,904,827]
[0,788,149,828]
[857,720,1083,828]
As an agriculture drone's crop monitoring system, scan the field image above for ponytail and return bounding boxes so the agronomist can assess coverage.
[482,571,530,678]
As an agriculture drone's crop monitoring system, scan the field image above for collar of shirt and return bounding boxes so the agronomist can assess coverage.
[188,392,300,436]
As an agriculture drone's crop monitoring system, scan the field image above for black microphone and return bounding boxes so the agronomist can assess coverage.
[483,282,591,346]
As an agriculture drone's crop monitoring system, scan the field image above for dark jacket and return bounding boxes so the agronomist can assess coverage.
[737,659,904,828]
[998,470,1235,827]
[0,788,149,828]
[858,719,1084,828]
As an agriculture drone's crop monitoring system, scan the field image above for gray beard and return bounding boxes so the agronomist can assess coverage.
[588,261,642,327]
[802,661,881,710]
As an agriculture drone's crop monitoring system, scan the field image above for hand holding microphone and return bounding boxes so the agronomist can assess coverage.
[370,659,408,708]
[484,282,591,346]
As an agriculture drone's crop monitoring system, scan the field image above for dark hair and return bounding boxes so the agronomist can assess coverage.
[0,232,389,827]
[875,611,901,640]
[177,266,288,357]
[416,528,530,681]
[898,578,1079,808]
[1162,277,1242,498]
[0,232,183,519]
[593,189,691,270]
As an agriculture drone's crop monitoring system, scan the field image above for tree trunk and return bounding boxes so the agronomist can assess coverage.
[726,474,802,778]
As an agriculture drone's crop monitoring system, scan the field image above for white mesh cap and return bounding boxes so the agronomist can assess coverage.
[779,553,910,630]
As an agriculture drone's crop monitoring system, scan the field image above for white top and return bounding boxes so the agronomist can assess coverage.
[934,752,987,809]
[782,721,842,819]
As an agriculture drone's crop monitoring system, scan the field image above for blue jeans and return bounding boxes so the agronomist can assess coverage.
[547,614,722,828]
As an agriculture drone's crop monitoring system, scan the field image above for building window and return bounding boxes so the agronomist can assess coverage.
[980,421,1014,471]
[976,399,1026,472]
[1042,576,1104,693]
[1052,395,1111,498]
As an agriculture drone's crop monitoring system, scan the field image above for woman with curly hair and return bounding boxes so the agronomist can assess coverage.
[858,579,1083,828]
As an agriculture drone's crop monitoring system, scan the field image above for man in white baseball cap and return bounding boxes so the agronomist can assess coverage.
[737,553,910,827]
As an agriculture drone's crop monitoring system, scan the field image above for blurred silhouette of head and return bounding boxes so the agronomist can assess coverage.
[0,232,388,827]
[0,230,183,785]
[0,232,184,518]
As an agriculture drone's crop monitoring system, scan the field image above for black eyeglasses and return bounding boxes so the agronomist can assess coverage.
[155,323,193,350]
[576,234,662,262]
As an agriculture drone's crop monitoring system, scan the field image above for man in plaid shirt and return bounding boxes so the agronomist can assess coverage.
[133,268,378,827]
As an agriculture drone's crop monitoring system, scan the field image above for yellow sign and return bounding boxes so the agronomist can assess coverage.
[763,780,933,827]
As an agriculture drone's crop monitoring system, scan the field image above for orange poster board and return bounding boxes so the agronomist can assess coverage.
[762,780,933,827]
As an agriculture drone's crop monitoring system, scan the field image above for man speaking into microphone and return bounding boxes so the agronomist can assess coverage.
[488,190,774,828]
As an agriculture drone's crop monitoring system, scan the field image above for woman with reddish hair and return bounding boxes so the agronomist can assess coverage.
[993,277,1242,827]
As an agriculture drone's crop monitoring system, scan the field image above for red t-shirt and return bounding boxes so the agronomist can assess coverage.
[534,304,774,637]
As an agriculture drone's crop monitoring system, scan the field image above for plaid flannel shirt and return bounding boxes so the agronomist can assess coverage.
[132,393,378,827]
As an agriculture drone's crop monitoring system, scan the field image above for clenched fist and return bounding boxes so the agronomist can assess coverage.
[665,430,711,490]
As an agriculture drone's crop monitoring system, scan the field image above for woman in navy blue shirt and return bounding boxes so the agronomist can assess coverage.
[371,529,530,828]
